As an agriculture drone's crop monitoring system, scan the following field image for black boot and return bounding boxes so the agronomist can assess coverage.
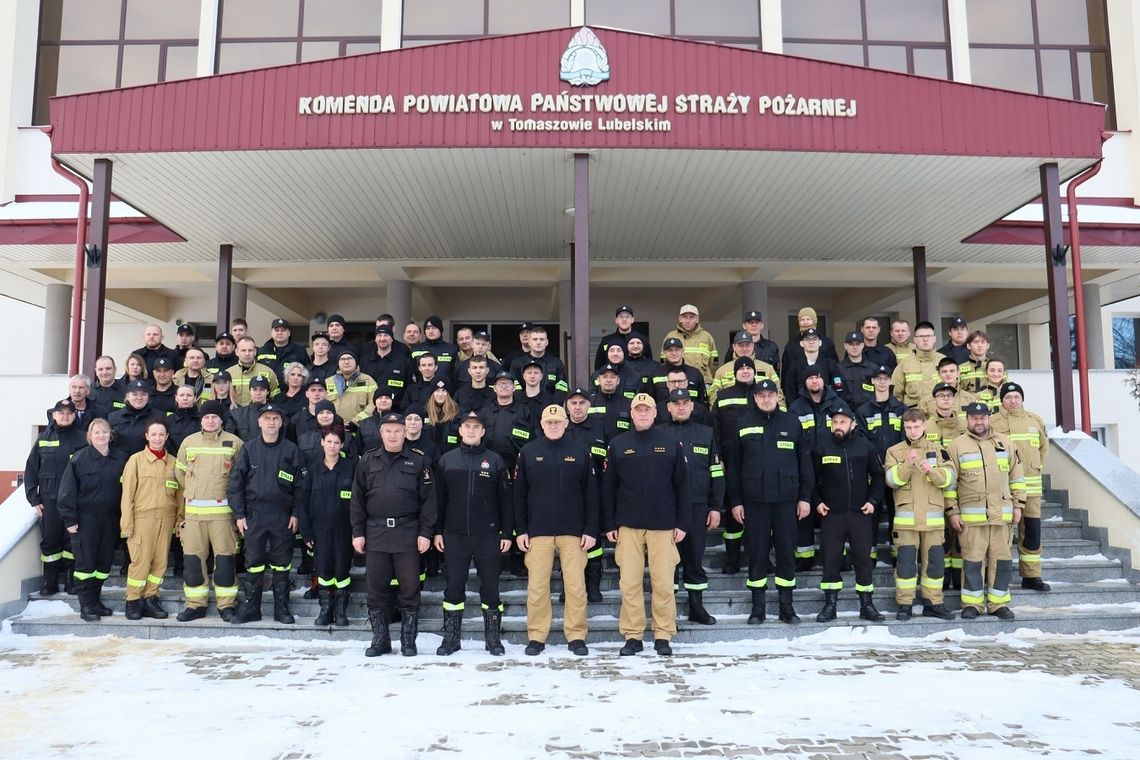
[365,608,392,656]
[400,610,419,656]
[778,587,800,624]
[585,557,604,603]
[436,609,462,656]
[92,580,113,617]
[272,573,295,624]
[232,576,263,624]
[78,580,100,622]
[816,590,838,622]
[334,588,350,626]
[858,591,884,622]
[303,574,320,600]
[687,590,716,625]
[510,551,527,577]
[483,607,505,656]
[124,599,142,621]
[61,560,75,594]
[141,596,168,619]
[722,539,741,575]
[40,561,60,596]
[747,588,766,625]
[314,588,334,626]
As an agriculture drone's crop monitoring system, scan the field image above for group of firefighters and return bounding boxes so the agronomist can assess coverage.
[24,303,1050,656]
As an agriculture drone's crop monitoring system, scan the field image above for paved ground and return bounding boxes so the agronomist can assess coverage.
[1,626,1138,758]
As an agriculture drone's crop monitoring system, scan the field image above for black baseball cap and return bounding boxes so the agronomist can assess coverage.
[126,379,150,392]
[459,409,485,425]
[932,382,957,397]
[519,321,535,332]
[566,386,590,400]
[844,331,863,344]
[51,398,76,413]
[950,317,968,328]
[521,359,543,372]
[249,376,271,390]
[271,318,290,329]
[615,305,634,316]
[667,388,690,402]
[215,331,235,344]
[753,379,778,394]
[379,412,405,425]
[829,405,855,419]
[473,330,490,341]
[800,327,820,339]
[597,363,620,375]
[872,365,892,378]
[258,404,283,417]
[152,357,174,370]
[305,377,325,390]
[492,370,516,383]
[663,337,683,349]
[176,323,194,335]
[733,331,753,344]
[743,310,763,322]
[963,402,990,416]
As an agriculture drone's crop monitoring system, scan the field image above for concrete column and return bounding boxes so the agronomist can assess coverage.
[947,0,972,83]
[381,0,402,50]
[0,0,40,202]
[1026,323,1052,369]
[759,0,783,54]
[1083,283,1110,369]
[42,283,72,374]
[386,279,412,329]
[925,283,944,329]
[741,281,769,326]
[231,282,248,322]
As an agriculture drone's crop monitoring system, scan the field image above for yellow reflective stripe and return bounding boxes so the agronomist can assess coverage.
[147,574,164,585]
[186,448,233,456]
[855,583,875,593]
[38,440,61,447]
[886,465,906,487]
[926,516,945,527]
[184,585,209,598]
[745,578,767,588]
[987,590,1012,604]
[894,512,915,526]
[175,460,188,471]
[186,505,232,515]
[40,552,64,563]
[904,373,922,381]
[920,577,944,589]
[709,465,724,478]
[126,577,147,587]
[960,460,983,470]
[895,578,917,589]
[773,576,795,588]
[820,581,843,590]
[739,426,764,437]
[588,406,606,414]
[717,397,747,407]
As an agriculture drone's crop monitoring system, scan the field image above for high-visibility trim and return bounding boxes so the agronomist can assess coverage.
[821,455,842,465]
[1020,552,1041,564]
[745,578,767,588]
[683,582,709,591]
[774,576,795,588]
[442,601,464,611]
[960,506,987,523]
[318,577,337,587]
[419,572,427,582]
[960,589,985,605]
[819,581,843,590]
[986,589,1012,605]
[776,440,795,450]
[960,460,983,470]
[215,585,239,595]
[183,585,209,598]
[868,419,884,431]
[586,547,604,559]
[40,552,64,563]
[893,512,915,526]
[921,576,944,590]
[709,464,724,478]
[38,440,60,448]
[717,397,747,407]
[926,516,945,528]
[948,557,964,569]
[887,466,907,487]
[722,530,743,540]
[186,505,232,515]
[895,577,917,589]
[335,578,352,589]
[480,602,505,612]
[126,577,147,587]
[92,570,109,580]
[738,426,764,437]
[175,460,188,471]
[73,570,97,580]
[555,381,569,393]
[854,583,874,593]
[247,564,266,573]
[147,574,163,585]
[387,379,405,388]
[799,417,816,430]
[943,489,957,499]
[62,550,74,560]
[270,564,292,572]
[794,546,815,558]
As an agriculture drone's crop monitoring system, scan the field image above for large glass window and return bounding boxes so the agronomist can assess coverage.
[34,0,200,124]
[584,0,762,49]
[215,0,382,74]
[967,0,1114,128]
[403,0,569,45]
[782,0,951,78]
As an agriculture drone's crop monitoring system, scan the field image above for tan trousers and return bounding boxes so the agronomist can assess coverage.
[125,514,175,601]
[893,528,945,606]
[1018,495,1042,578]
[615,527,679,641]
[960,523,1014,612]
[181,516,240,610]
[524,536,588,643]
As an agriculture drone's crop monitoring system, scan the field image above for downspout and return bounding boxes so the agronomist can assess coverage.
[42,126,89,377]
[1065,136,1109,436]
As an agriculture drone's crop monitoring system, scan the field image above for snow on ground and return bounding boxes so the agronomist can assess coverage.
[1,624,1140,759]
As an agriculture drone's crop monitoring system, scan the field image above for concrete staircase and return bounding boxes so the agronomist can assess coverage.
[11,479,1140,644]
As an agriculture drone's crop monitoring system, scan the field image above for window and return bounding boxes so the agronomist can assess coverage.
[215,0,382,74]
[404,0,569,46]
[987,323,1021,370]
[782,0,951,78]
[1112,317,1138,369]
[34,0,200,124]
[584,0,762,49]
[967,0,1115,128]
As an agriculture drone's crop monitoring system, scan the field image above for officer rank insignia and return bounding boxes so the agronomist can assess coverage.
[563,456,576,462]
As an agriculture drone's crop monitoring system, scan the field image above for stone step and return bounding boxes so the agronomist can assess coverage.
[13,604,1140,644]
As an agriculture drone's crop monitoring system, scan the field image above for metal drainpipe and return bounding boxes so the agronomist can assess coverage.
[1065,138,1109,436]
[42,126,89,376]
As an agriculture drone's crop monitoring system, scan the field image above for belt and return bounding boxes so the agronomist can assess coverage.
[380,514,418,528]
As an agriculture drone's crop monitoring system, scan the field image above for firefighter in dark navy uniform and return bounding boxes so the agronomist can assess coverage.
[725,379,812,626]
[433,410,513,656]
[351,412,437,657]
[813,405,887,623]
[664,387,724,626]
[564,386,608,602]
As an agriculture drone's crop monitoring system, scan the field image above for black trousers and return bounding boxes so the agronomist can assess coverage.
[243,513,294,576]
[366,550,422,611]
[796,510,819,562]
[38,497,73,563]
[313,523,354,586]
[743,500,797,588]
[820,511,874,589]
[72,512,118,581]
[678,505,711,590]
[443,532,502,609]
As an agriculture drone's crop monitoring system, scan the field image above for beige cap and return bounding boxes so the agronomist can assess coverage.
[540,404,567,422]
[679,304,699,316]
[630,392,657,410]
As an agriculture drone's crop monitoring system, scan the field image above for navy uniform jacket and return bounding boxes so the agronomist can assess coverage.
[25,421,87,508]
[227,437,304,520]
[434,443,512,537]
[298,455,355,541]
[812,434,885,513]
[515,434,599,538]
[665,417,725,514]
[57,445,127,526]
[350,446,437,552]
[602,427,690,533]
[724,406,813,507]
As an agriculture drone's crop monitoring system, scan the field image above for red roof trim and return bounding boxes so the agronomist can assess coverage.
[49,27,1105,158]
[0,218,185,245]
[964,220,1140,247]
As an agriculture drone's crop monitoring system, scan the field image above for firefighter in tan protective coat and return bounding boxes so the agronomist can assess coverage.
[174,399,244,621]
[120,418,181,621]
[884,409,956,621]
[991,381,1050,591]
[891,321,944,408]
[945,402,1027,620]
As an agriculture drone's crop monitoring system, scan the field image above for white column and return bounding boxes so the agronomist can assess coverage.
[759,0,783,54]
[231,282,248,321]
[570,0,585,27]
[1083,283,1110,369]
[925,283,944,329]
[42,282,72,374]
[1026,323,1052,369]
[741,280,769,326]
[947,0,972,83]
[386,279,412,329]
[197,0,220,76]
[382,0,403,50]
[1107,0,1140,200]
[0,0,41,202]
